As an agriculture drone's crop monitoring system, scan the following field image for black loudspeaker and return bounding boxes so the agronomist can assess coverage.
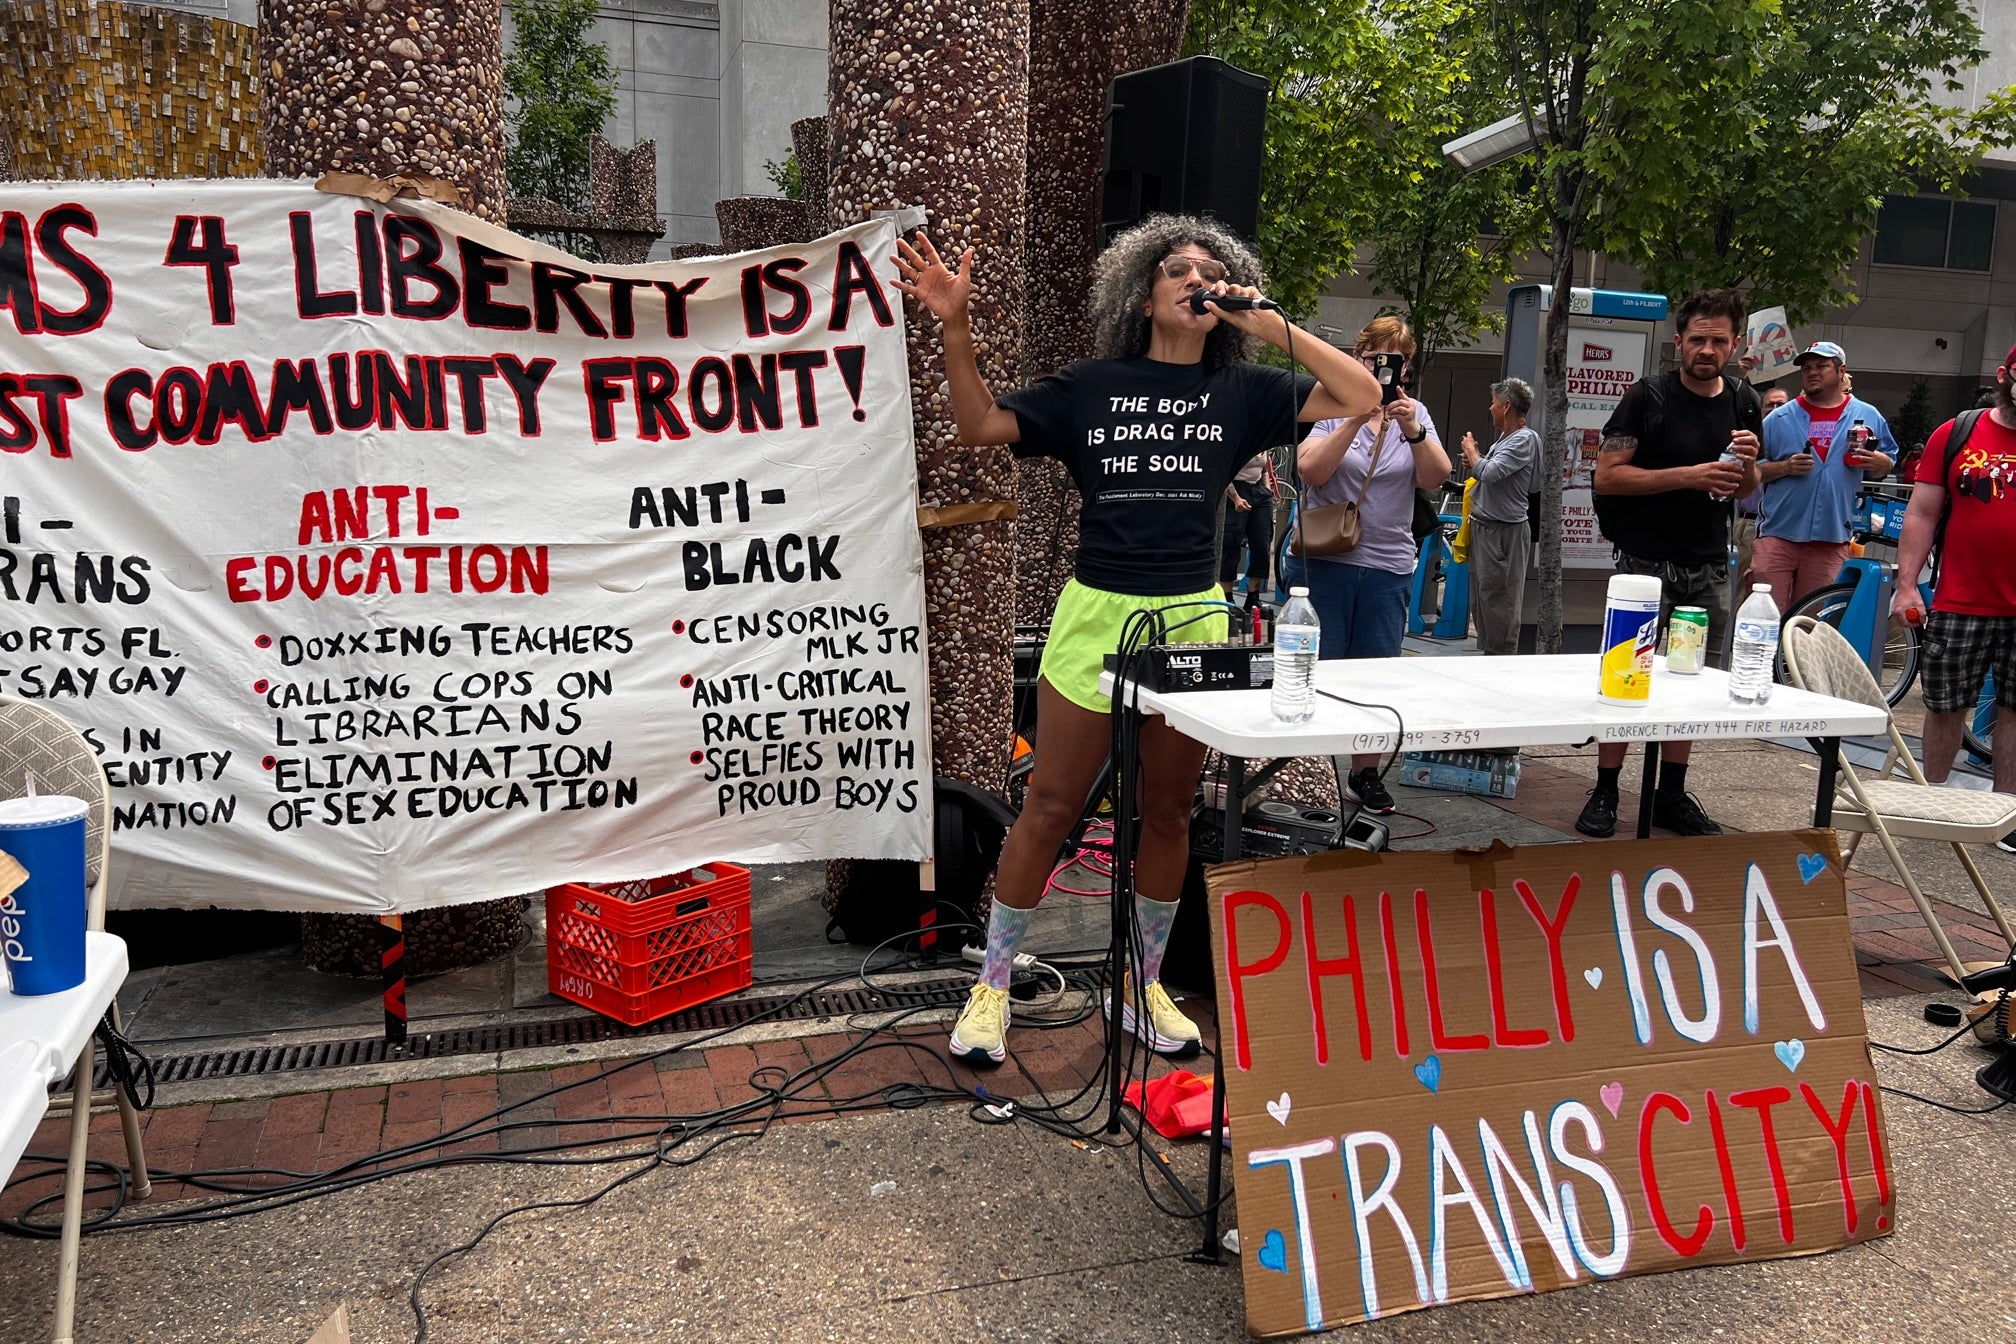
[1101,55,1270,246]
[825,779,1018,956]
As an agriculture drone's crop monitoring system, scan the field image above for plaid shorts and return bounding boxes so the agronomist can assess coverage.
[1921,611,2016,714]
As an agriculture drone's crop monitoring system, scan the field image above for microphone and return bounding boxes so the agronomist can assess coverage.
[1188,289,1283,315]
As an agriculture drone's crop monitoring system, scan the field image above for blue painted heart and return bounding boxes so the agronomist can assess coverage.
[1413,1055,1442,1093]
[1775,1039,1806,1073]
[1258,1228,1289,1273]
[1797,852,1829,884]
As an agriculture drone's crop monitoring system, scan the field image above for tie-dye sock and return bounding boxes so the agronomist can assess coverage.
[978,900,1036,991]
[1135,894,1182,985]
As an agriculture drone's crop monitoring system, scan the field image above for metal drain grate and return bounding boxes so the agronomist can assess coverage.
[107,974,997,1089]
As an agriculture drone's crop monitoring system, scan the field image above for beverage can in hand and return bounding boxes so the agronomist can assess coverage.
[1667,607,1709,674]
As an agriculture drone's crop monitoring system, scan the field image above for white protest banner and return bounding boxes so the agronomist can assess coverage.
[0,180,932,912]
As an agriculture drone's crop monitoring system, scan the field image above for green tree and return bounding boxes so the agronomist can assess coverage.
[765,150,804,201]
[1489,0,1777,652]
[504,0,619,211]
[1892,378,1936,452]
[1601,1,2016,323]
[1184,0,1473,320]
[1361,33,1543,378]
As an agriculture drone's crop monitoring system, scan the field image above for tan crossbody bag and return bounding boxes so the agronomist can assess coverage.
[1290,432,1385,557]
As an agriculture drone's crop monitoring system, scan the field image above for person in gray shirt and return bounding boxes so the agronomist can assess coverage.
[1458,378,1540,654]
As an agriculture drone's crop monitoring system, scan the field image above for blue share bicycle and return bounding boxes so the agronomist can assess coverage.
[1773,484,1994,764]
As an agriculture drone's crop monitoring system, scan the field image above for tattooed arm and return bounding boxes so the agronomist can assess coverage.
[1592,434,1741,497]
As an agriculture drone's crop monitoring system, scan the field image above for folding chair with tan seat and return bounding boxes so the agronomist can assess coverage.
[0,694,151,1340]
[1781,616,2016,983]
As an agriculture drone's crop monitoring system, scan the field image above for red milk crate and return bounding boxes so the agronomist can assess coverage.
[545,864,754,1026]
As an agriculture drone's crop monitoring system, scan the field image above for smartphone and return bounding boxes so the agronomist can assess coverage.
[1372,352,1406,405]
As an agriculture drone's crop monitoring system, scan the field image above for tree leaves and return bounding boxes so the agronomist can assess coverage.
[503,0,620,213]
[1596,0,2015,322]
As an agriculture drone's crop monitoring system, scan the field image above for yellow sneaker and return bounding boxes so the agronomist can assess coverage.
[949,983,1010,1065]
[1121,976,1202,1058]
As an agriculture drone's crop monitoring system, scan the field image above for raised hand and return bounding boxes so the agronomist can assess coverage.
[890,231,974,324]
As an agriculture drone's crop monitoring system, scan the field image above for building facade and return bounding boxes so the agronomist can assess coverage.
[114,0,826,257]
[1325,4,2016,457]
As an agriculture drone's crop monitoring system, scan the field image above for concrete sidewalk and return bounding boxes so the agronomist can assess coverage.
[4,990,2012,1344]
[9,731,2016,1343]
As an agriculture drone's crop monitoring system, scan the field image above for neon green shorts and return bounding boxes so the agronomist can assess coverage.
[1038,579,1231,714]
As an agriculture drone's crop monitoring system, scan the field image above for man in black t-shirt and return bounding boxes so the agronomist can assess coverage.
[1578,288,1762,839]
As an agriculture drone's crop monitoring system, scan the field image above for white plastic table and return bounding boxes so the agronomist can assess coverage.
[1094,653,1888,1263]
[1101,653,1890,848]
[2,931,129,1343]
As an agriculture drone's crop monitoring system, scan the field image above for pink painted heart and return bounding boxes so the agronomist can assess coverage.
[1599,1082,1624,1118]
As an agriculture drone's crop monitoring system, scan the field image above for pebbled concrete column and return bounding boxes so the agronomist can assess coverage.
[827,0,1028,797]
[261,0,518,969]
[258,0,505,222]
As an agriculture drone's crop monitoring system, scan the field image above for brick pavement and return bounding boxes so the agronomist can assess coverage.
[7,754,2008,1223]
[0,997,1172,1226]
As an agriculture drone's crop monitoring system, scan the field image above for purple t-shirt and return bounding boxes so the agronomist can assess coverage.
[1300,406,1438,575]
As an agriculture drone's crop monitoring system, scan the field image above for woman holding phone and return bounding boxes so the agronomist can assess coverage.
[1282,316,1451,813]
[890,216,1381,1068]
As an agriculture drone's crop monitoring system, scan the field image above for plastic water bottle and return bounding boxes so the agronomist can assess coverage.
[1271,587,1320,722]
[1708,445,1743,502]
[1729,584,1781,705]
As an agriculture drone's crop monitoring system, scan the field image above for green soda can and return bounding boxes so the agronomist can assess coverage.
[1667,606,1709,675]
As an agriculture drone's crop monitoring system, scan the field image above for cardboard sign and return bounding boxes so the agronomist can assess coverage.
[1207,831,1891,1337]
[1742,306,1800,386]
[0,181,931,911]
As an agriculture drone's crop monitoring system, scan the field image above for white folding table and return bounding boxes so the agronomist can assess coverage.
[2,931,131,1344]
[1095,652,1888,1260]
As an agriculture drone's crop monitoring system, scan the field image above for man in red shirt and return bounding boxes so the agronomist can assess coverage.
[1892,340,2016,851]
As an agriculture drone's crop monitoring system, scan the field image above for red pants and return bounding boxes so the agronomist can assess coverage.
[1748,536,1850,611]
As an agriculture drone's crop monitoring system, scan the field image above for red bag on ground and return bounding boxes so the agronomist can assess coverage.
[1122,1071,1218,1139]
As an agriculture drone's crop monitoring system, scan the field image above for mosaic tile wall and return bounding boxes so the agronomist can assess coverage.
[0,0,261,180]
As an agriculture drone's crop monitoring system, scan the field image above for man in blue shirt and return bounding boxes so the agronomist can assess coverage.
[1752,341,1895,608]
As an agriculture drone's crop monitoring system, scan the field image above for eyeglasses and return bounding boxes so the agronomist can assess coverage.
[1159,256,1229,285]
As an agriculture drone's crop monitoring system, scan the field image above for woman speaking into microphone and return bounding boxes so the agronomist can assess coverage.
[892,216,1381,1067]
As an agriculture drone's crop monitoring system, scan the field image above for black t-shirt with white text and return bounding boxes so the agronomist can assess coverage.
[1599,371,1763,566]
[1002,357,1315,595]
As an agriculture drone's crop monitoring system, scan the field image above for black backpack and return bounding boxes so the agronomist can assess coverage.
[1591,373,1762,544]
[1928,407,1988,586]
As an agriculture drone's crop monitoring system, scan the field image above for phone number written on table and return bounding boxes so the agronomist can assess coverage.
[1335,719,1835,752]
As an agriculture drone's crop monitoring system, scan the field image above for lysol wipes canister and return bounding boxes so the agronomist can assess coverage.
[1599,573,1663,706]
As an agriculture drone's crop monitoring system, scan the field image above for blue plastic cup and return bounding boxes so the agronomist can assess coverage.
[0,795,88,996]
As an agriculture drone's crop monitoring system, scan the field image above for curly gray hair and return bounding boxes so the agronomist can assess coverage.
[1088,215,1267,369]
